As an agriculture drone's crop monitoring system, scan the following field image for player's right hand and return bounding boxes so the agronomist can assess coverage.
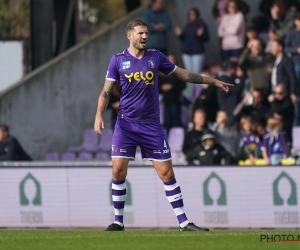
[94,116,104,135]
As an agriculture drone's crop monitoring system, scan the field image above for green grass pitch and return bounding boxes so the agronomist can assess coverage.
[0,229,299,250]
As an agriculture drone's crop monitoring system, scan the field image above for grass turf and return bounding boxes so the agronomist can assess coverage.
[0,229,299,250]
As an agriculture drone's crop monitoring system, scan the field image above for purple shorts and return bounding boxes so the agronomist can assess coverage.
[111,118,172,161]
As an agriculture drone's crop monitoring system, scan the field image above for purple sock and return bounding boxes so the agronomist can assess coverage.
[112,179,127,227]
[164,179,189,228]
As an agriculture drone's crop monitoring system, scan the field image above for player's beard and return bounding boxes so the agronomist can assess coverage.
[133,40,146,51]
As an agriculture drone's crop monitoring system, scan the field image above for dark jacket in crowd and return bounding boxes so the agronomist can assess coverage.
[182,128,206,159]
[186,130,232,166]
[178,19,209,54]
[142,6,172,51]
[193,86,219,123]
[259,0,300,17]
[270,11,296,39]
[239,102,270,124]
[0,136,32,161]
[285,28,300,65]
[217,72,245,125]
[272,55,298,95]
[239,48,274,91]
[267,96,295,142]
[159,75,186,105]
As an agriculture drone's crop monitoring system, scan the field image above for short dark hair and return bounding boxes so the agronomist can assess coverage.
[0,125,9,133]
[126,20,147,33]
[274,39,285,50]
[193,108,206,117]
[295,12,300,21]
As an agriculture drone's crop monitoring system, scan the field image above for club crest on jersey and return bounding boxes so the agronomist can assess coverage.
[148,60,155,68]
[124,70,154,85]
[122,61,130,69]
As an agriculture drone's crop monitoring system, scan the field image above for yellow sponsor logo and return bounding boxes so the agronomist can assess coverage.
[125,71,154,85]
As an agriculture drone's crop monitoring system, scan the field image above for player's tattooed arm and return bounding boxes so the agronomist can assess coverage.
[98,79,116,113]
[170,67,233,93]
[94,79,116,134]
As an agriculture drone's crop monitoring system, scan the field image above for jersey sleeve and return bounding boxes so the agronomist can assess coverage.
[158,52,177,75]
[106,55,119,81]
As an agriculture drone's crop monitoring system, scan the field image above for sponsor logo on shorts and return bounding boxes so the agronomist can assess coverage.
[163,140,169,154]
[113,147,127,153]
[153,150,162,154]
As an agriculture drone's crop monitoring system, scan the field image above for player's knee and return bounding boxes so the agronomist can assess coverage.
[112,165,127,180]
[159,168,175,182]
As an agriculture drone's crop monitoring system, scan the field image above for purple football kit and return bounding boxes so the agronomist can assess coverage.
[106,49,176,161]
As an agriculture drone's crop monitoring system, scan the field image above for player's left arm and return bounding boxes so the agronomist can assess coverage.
[170,67,233,93]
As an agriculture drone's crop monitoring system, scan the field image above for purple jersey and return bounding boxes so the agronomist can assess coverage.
[106,49,176,123]
[261,131,291,157]
[239,131,259,154]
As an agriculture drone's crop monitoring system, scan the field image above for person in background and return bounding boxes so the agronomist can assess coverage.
[270,39,298,102]
[211,110,240,161]
[252,120,267,158]
[234,88,270,125]
[175,7,209,75]
[285,13,300,125]
[216,61,245,125]
[239,116,260,164]
[0,125,32,161]
[192,70,219,124]
[159,54,186,134]
[265,27,279,53]
[182,109,207,161]
[239,38,274,91]
[269,0,296,40]
[213,0,250,24]
[261,117,291,165]
[218,0,246,61]
[267,84,295,143]
[245,26,259,47]
[187,129,232,166]
[142,0,172,55]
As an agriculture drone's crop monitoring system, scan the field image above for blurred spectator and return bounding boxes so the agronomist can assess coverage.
[211,110,240,160]
[213,0,250,24]
[239,38,274,91]
[186,129,232,166]
[269,0,296,39]
[245,26,259,46]
[239,116,260,164]
[252,120,267,157]
[0,125,32,161]
[234,89,270,124]
[285,13,300,125]
[212,0,228,24]
[174,7,209,74]
[159,54,186,134]
[267,84,295,142]
[261,117,291,165]
[216,61,245,125]
[108,82,121,128]
[217,0,246,61]
[192,82,219,124]
[265,27,278,53]
[270,39,298,100]
[142,0,172,55]
[260,0,300,19]
[182,109,207,160]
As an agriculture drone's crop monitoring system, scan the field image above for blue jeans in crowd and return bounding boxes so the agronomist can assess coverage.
[270,154,284,165]
[182,53,205,74]
[222,48,243,62]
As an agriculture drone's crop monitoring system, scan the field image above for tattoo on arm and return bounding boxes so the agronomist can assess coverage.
[100,80,116,100]
[169,71,179,79]
[188,73,203,84]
